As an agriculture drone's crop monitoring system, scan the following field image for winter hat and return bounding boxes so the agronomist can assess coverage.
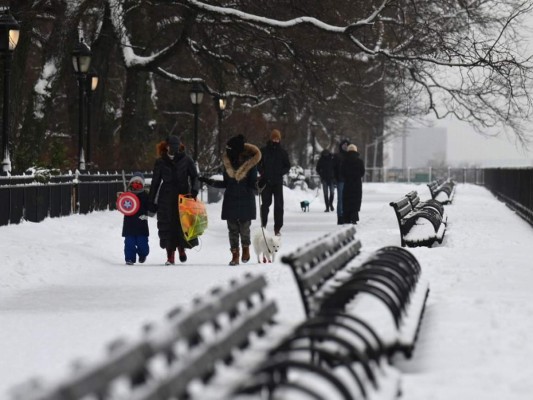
[339,139,350,152]
[128,172,145,193]
[226,134,245,158]
[167,135,181,154]
[271,129,281,141]
[347,144,358,152]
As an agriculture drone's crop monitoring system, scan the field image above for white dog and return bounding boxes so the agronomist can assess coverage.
[252,229,281,263]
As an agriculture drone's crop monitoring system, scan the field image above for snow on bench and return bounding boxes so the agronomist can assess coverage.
[281,225,430,359]
[427,179,456,205]
[389,196,446,247]
[12,272,393,400]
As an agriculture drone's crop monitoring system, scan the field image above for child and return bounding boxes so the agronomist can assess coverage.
[122,172,150,265]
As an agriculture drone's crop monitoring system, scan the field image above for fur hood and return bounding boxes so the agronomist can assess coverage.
[222,143,261,182]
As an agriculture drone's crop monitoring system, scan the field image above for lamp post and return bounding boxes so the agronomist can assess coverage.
[71,38,92,171]
[214,95,226,155]
[189,82,204,163]
[85,69,98,169]
[0,7,20,175]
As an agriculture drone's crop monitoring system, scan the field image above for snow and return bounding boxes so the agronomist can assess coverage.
[2,183,533,399]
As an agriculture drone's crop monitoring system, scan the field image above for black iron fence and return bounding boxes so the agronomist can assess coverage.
[1,168,532,227]
[0,171,151,227]
[483,168,533,226]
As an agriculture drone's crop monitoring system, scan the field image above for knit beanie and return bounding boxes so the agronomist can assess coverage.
[167,135,181,153]
[271,129,281,141]
[128,172,145,193]
[347,144,358,152]
[226,134,245,158]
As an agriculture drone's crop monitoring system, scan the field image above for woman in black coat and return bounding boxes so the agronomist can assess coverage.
[341,144,366,224]
[148,135,199,265]
[200,134,261,265]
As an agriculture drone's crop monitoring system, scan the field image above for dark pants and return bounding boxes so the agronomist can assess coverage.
[321,180,335,210]
[260,183,284,233]
[227,219,251,249]
[124,235,149,263]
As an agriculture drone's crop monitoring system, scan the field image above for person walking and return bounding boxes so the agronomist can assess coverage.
[258,129,291,236]
[148,135,200,265]
[120,172,150,265]
[341,144,366,224]
[200,134,261,265]
[316,149,336,212]
[333,139,350,224]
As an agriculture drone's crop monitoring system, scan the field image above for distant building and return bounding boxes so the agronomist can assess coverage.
[386,127,447,168]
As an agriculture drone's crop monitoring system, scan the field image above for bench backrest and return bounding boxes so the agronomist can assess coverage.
[405,191,420,208]
[21,274,277,400]
[389,197,413,220]
[281,225,362,318]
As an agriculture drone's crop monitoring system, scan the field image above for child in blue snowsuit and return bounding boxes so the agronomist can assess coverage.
[122,172,150,265]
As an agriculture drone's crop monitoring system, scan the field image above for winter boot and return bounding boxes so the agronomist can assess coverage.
[337,215,344,225]
[177,246,187,262]
[166,249,175,265]
[241,246,250,263]
[229,248,240,266]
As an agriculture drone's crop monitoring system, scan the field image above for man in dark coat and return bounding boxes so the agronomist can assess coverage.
[200,134,261,265]
[341,144,366,224]
[148,135,199,265]
[333,139,350,224]
[258,129,291,236]
[316,149,336,212]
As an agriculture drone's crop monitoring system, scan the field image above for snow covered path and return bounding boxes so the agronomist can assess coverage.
[1,183,533,399]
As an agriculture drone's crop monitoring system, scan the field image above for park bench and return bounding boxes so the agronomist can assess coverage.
[405,190,448,224]
[281,225,430,358]
[14,273,399,400]
[389,196,446,247]
[427,179,456,204]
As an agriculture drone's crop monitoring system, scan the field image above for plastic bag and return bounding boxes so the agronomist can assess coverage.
[179,195,208,241]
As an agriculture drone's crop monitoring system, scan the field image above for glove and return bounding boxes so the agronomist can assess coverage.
[191,190,198,200]
[147,202,158,213]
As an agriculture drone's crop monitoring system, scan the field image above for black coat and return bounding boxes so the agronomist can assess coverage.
[259,141,290,185]
[316,151,335,183]
[333,139,350,183]
[341,151,365,217]
[148,152,200,249]
[220,143,261,221]
[122,191,149,237]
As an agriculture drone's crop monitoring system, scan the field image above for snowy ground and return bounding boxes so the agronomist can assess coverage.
[1,183,533,399]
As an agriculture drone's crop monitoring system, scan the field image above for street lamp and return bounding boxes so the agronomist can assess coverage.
[71,38,92,171]
[85,69,98,169]
[214,95,226,155]
[189,82,204,163]
[0,7,20,175]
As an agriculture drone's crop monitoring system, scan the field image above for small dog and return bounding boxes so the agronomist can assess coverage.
[300,200,310,212]
[252,229,281,263]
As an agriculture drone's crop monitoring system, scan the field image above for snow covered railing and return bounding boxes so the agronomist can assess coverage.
[389,196,446,247]
[281,226,429,358]
[12,273,400,400]
[427,179,456,205]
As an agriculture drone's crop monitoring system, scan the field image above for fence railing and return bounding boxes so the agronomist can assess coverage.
[2,168,531,228]
[0,171,151,227]
[364,167,485,184]
[483,168,533,226]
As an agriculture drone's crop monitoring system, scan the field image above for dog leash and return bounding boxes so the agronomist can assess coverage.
[256,181,274,254]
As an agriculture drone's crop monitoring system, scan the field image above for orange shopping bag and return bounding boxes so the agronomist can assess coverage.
[178,195,208,241]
